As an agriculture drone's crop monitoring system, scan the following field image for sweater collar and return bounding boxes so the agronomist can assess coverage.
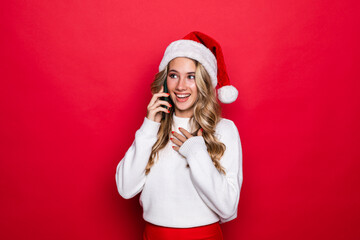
[172,113,194,132]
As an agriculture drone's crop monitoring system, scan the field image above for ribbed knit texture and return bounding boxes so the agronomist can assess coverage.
[116,114,243,228]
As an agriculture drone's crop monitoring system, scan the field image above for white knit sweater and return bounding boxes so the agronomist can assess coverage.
[115,114,243,228]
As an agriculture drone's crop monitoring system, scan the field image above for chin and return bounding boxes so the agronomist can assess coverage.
[175,101,195,110]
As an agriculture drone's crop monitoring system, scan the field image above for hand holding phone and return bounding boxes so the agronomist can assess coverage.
[146,84,171,123]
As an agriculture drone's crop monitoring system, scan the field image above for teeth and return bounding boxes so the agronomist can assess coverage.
[176,94,190,98]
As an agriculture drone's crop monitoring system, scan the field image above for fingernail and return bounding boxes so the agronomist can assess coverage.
[169,104,172,107]
[167,93,170,96]
[178,127,181,130]
[171,131,174,134]
[201,128,203,132]
[170,138,173,140]
[167,110,170,113]
[172,146,175,149]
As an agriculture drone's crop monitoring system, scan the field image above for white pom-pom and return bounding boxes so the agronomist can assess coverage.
[217,85,238,104]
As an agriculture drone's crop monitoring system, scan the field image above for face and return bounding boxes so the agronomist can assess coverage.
[167,57,198,118]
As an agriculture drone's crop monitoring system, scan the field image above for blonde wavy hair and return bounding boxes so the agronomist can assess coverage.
[145,58,226,175]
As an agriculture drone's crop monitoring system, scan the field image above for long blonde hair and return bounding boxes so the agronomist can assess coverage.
[145,59,226,175]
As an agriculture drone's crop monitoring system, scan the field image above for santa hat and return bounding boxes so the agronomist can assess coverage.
[159,31,238,104]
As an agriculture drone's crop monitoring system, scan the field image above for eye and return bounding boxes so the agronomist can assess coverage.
[188,75,195,80]
[169,73,178,79]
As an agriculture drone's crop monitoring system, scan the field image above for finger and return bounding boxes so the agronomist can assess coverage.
[172,145,180,151]
[153,106,170,115]
[197,128,203,136]
[148,92,170,106]
[170,137,183,147]
[171,131,187,143]
[153,92,170,98]
[178,127,193,139]
[151,100,172,109]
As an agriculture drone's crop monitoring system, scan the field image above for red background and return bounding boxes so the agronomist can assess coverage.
[1,0,359,239]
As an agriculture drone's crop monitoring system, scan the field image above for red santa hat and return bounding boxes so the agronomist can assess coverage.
[159,31,238,104]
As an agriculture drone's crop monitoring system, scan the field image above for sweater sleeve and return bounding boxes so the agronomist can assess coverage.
[178,119,243,223]
[115,117,161,199]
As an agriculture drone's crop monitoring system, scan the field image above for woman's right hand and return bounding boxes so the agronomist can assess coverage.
[146,86,172,123]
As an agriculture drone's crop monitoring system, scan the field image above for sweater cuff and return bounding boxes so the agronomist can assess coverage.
[138,117,161,137]
[179,136,207,158]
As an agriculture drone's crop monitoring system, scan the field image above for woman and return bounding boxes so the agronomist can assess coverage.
[115,31,243,240]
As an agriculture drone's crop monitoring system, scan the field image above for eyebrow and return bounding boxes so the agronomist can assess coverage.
[169,69,195,74]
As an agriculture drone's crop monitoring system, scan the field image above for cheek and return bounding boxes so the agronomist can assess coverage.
[189,82,198,96]
[167,78,176,90]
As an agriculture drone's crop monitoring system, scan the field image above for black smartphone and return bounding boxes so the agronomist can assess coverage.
[160,79,169,120]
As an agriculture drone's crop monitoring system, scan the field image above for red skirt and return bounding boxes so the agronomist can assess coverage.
[143,221,223,240]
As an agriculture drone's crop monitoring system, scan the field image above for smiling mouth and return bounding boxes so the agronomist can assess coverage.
[175,93,191,98]
[174,93,191,102]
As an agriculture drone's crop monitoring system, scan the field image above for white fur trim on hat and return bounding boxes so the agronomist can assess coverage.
[159,40,218,88]
[217,85,238,104]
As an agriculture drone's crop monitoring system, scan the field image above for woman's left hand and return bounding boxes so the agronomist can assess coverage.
[171,127,203,151]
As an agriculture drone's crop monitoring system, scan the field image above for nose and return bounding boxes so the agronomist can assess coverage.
[175,76,187,91]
